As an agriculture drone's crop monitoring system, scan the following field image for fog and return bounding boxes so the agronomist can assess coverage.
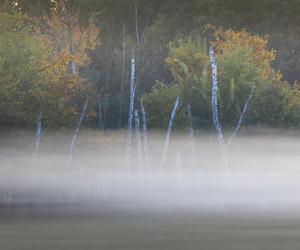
[1,129,300,215]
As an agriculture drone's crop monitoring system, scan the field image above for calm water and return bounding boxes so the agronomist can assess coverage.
[1,210,300,250]
[2,130,300,249]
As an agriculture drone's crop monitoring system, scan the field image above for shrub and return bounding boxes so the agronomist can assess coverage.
[0,12,95,127]
[144,28,300,129]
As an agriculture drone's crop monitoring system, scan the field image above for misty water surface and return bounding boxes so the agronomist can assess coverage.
[1,129,300,250]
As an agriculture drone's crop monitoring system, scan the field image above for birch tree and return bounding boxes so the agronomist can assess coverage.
[126,51,136,162]
[209,46,228,166]
[160,96,180,171]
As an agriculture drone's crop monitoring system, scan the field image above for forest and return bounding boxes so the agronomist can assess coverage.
[1,0,300,130]
[3,2,300,249]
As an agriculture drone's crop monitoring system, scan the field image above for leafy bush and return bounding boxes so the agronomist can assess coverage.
[143,82,182,129]
[0,12,95,127]
[144,28,300,129]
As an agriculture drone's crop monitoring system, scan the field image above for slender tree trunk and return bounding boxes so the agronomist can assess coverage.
[140,99,150,169]
[103,38,113,129]
[133,0,146,100]
[209,46,228,167]
[118,25,126,128]
[134,1,140,48]
[67,21,76,75]
[135,110,143,167]
[34,112,43,157]
[227,85,255,147]
[187,104,194,138]
[160,97,180,171]
[126,51,136,162]
[186,104,196,168]
[97,93,102,129]
[68,98,88,166]
[64,0,76,75]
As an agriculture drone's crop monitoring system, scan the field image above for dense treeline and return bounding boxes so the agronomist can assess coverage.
[1,0,300,129]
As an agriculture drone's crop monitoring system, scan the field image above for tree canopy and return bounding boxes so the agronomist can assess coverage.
[1,0,300,129]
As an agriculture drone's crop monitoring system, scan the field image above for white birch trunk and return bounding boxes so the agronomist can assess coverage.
[134,109,143,167]
[140,99,150,169]
[68,98,88,166]
[126,52,136,162]
[227,85,255,147]
[187,104,196,168]
[187,104,194,139]
[160,96,180,171]
[209,46,228,167]
[118,25,126,128]
[34,112,43,157]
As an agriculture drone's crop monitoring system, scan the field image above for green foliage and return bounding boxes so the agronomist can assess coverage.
[143,82,181,129]
[250,81,300,126]
[144,29,300,129]
[0,12,46,125]
[2,1,300,129]
[0,12,94,127]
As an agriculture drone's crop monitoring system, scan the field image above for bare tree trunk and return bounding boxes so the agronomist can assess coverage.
[227,85,255,147]
[135,110,143,167]
[209,46,228,167]
[68,98,88,166]
[64,0,76,75]
[160,97,180,171]
[34,112,43,157]
[140,99,150,169]
[186,104,196,168]
[187,104,194,138]
[103,38,113,129]
[97,93,102,129]
[126,51,136,162]
[67,21,76,74]
[134,1,140,48]
[118,25,126,128]
[133,0,147,100]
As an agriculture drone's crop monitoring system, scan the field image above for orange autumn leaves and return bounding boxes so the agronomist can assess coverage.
[166,28,279,88]
[37,11,100,75]
[212,29,278,82]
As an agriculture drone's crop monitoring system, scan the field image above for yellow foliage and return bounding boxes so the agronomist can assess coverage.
[212,29,277,81]
[165,38,208,85]
[37,7,100,72]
